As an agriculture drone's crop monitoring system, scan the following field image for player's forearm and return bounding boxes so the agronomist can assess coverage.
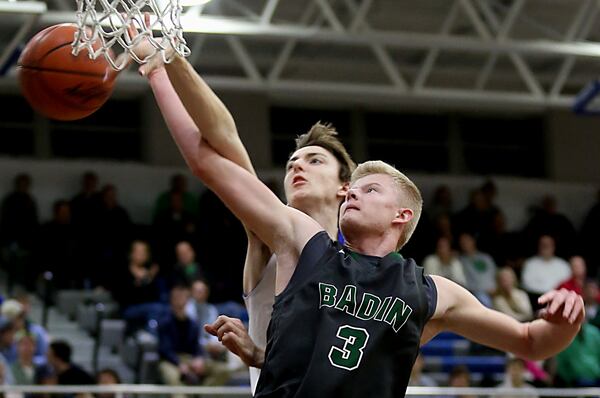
[148,68,205,171]
[166,56,256,175]
[523,319,581,360]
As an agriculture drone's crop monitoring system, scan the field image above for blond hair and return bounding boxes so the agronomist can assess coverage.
[350,161,422,250]
[294,122,356,183]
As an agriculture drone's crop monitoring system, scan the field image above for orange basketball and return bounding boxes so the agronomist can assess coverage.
[17,24,117,121]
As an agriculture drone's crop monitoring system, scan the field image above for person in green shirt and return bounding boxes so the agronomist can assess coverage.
[557,322,600,386]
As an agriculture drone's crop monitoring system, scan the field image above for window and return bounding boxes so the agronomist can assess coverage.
[49,98,142,160]
[270,106,351,165]
[365,112,449,173]
[459,115,545,177]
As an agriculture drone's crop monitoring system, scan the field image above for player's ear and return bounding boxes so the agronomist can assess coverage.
[337,182,350,199]
[392,208,413,226]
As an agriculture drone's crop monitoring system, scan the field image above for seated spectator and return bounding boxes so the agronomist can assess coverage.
[172,242,205,288]
[448,365,475,398]
[47,340,94,385]
[556,323,600,386]
[408,353,436,388]
[3,295,48,365]
[424,237,467,287]
[0,317,15,385]
[496,358,538,398]
[153,174,199,221]
[115,240,165,334]
[523,195,576,258]
[521,235,570,309]
[0,173,38,290]
[558,256,589,296]
[10,332,44,385]
[158,285,206,395]
[96,184,132,289]
[158,285,229,394]
[458,233,497,307]
[429,185,453,222]
[36,200,81,289]
[584,280,600,325]
[96,368,121,398]
[581,189,600,277]
[492,267,533,322]
[185,280,225,360]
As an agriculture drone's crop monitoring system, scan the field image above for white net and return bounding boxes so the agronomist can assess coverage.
[72,0,191,70]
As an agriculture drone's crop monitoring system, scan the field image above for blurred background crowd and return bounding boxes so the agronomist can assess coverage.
[0,169,599,393]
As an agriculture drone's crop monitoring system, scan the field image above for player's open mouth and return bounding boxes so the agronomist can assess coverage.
[292,176,307,186]
[345,204,359,212]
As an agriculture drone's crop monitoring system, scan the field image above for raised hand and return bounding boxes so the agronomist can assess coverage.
[538,288,585,325]
[205,315,264,368]
[125,12,167,76]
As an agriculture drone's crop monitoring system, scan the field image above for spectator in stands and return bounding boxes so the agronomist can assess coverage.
[496,358,538,398]
[453,189,497,240]
[429,185,453,222]
[424,237,467,287]
[523,195,576,259]
[581,189,600,277]
[0,173,39,290]
[185,280,223,357]
[556,323,600,386]
[408,353,437,388]
[478,212,524,271]
[37,200,80,289]
[96,368,121,398]
[0,317,15,385]
[10,332,43,385]
[115,240,164,335]
[492,267,533,322]
[521,235,571,309]
[70,171,102,287]
[557,256,589,296]
[171,242,205,287]
[96,184,132,289]
[2,296,48,366]
[159,284,230,392]
[583,280,600,326]
[46,340,95,386]
[70,171,101,228]
[158,284,205,394]
[458,232,497,307]
[154,174,199,221]
[153,191,199,267]
[448,365,475,398]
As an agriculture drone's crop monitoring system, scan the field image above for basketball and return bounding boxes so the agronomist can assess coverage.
[17,23,117,121]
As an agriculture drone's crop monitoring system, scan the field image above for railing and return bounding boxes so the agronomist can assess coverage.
[0,385,599,397]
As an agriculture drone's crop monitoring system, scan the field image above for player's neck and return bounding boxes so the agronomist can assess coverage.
[305,204,339,241]
[344,233,398,258]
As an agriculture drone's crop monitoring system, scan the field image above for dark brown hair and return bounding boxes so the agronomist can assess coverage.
[294,122,356,183]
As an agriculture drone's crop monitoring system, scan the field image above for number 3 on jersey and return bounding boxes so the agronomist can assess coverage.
[328,325,370,371]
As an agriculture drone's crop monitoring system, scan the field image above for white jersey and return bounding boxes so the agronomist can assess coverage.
[243,254,277,395]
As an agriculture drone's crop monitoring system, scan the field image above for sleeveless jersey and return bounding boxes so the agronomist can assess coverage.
[255,231,437,398]
[244,254,277,394]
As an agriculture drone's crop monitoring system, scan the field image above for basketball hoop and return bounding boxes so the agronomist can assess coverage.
[72,0,191,70]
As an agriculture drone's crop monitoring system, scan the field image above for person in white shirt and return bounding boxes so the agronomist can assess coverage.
[424,236,467,287]
[521,235,571,298]
[496,357,538,398]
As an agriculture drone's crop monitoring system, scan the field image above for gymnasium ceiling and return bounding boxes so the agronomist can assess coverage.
[1,0,600,110]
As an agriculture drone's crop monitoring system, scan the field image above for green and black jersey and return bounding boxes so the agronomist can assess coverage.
[255,231,437,398]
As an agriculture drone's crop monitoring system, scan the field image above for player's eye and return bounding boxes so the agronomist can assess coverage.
[367,187,377,193]
[310,158,323,164]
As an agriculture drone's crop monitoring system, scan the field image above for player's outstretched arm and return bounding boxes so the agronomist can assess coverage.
[426,276,583,360]
[130,15,254,176]
[161,55,255,175]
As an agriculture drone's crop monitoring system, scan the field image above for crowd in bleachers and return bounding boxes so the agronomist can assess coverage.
[0,170,599,392]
